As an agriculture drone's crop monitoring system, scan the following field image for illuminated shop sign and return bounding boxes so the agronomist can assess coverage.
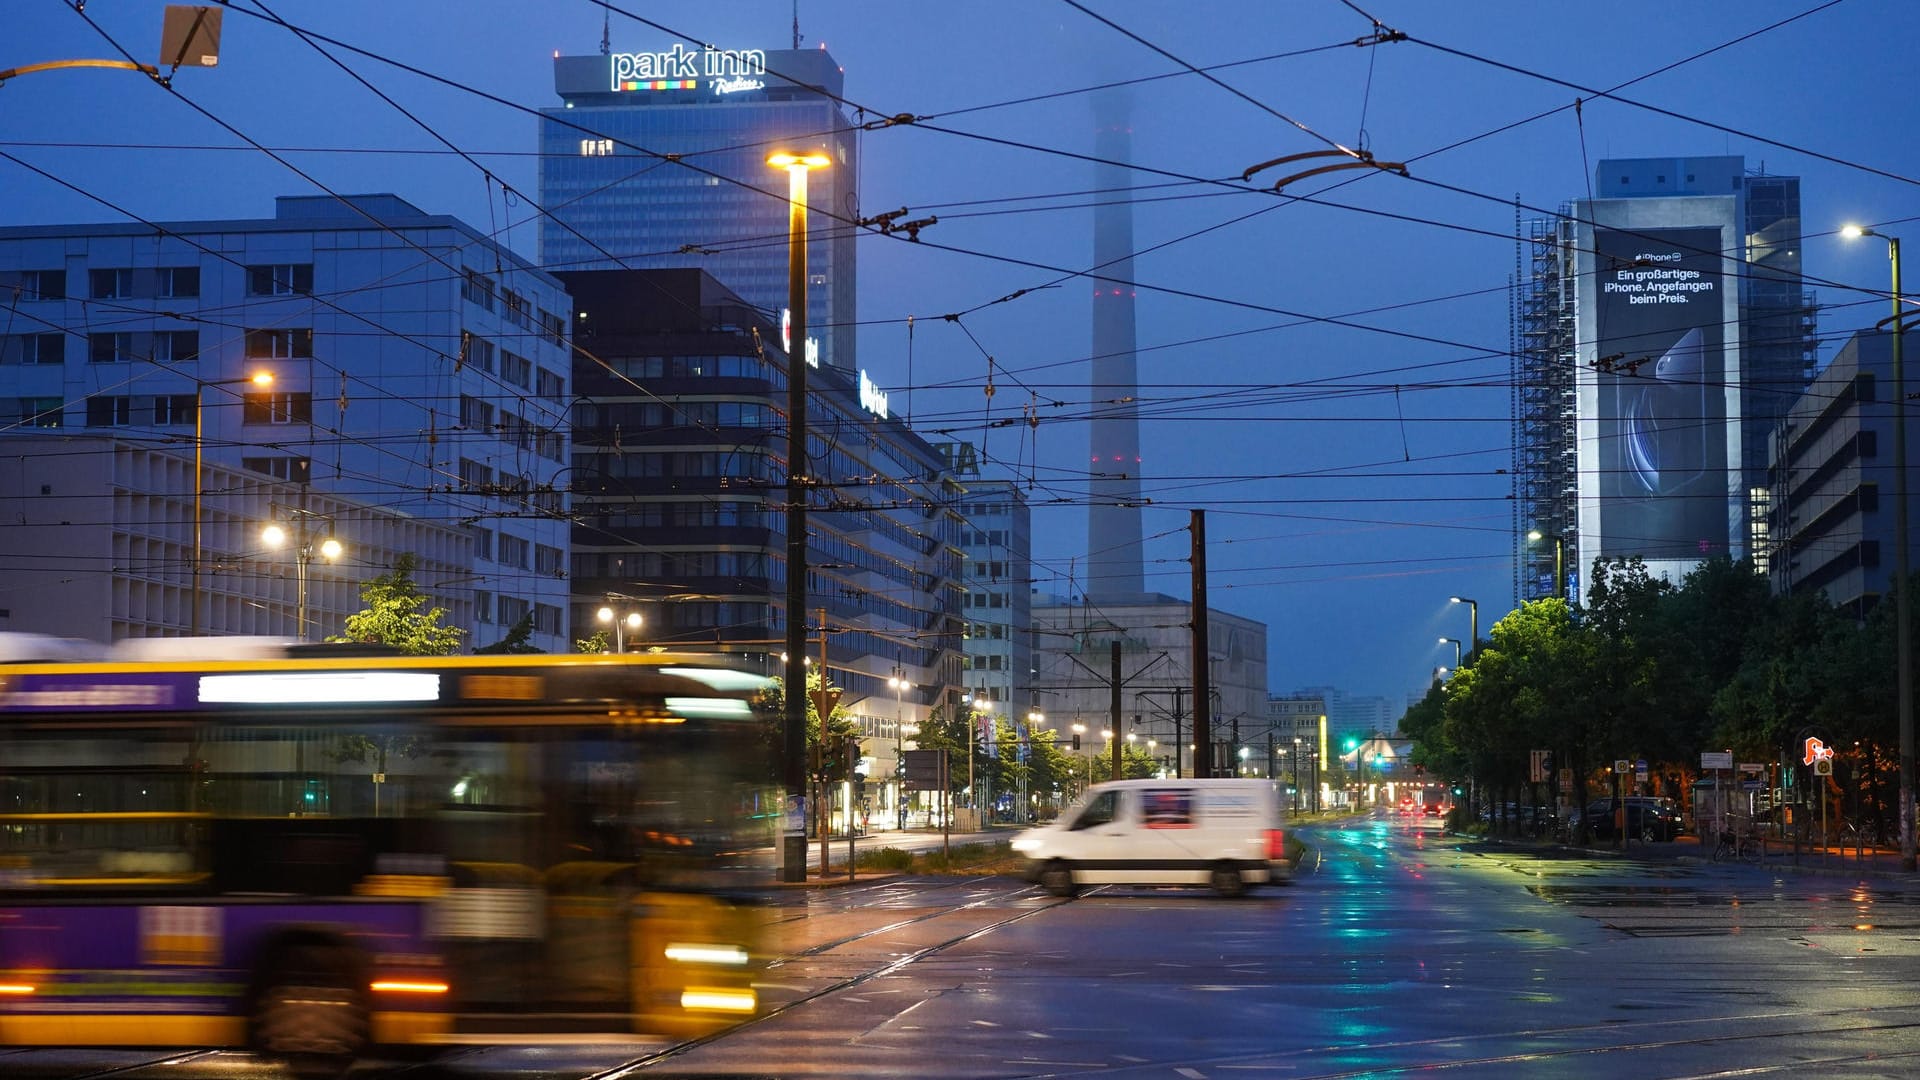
[780,308,820,369]
[610,44,767,93]
[859,370,890,420]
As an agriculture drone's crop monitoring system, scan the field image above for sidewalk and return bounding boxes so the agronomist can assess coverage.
[1475,827,1918,881]
[765,826,1011,889]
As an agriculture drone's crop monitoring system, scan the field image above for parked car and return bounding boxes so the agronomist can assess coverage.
[1572,797,1682,842]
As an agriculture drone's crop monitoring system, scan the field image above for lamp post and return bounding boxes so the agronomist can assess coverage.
[1438,636,1462,669]
[1449,595,1478,651]
[890,668,912,830]
[596,605,642,652]
[1526,529,1567,601]
[769,149,830,882]
[192,371,273,635]
[1844,224,1912,870]
[260,509,341,641]
[1024,710,1045,824]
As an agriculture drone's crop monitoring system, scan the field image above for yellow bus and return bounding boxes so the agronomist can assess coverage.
[0,647,772,1074]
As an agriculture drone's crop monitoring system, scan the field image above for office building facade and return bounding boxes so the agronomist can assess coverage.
[1769,331,1918,615]
[0,436,472,641]
[1513,157,1817,602]
[1030,593,1269,779]
[0,195,573,647]
[540,45,858,371]
[559,269,963,801]
[932,443,1034,719]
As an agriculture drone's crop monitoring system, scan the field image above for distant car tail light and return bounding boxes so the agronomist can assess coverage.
[1266,828,1286,860]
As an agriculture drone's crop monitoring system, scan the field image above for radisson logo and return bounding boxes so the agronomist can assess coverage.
[610,44,767,93]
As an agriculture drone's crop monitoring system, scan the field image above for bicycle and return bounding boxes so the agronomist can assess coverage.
[1711,829,1764,864]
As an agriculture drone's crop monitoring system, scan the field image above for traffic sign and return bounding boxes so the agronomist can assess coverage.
[1802,736,1835,766]
[1634,758,1648,781]
[808,688,842,719]
[1814,757,1834,776]
[1701,750,1733,770]
[1614,759,1630,775]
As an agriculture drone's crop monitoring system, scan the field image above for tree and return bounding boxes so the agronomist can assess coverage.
[327,554,464,655]
[474,613,542,654]
[574,629,611,654]
[750,666,859,780]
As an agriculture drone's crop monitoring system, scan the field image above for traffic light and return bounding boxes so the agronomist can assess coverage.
[1071,733,1082,751]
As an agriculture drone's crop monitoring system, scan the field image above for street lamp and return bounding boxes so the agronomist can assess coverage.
[1437,636,1462,669]
[596,605,643,652]
[890,668,912,830]
[770,148,829,883]
[1526,529,1568,601]
[259,507,341,641]
[1843,223,1913,871]
[192,371,273,635]
[1449,595,1478,650]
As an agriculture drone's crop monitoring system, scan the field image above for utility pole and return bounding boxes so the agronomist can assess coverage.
[1110,641,1123,782]
[1191,509,1212,778]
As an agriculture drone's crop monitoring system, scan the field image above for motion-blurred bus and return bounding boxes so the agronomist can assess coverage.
[0,641,773,1072]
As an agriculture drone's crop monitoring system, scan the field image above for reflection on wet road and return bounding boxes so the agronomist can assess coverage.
[17,810,1920,1077]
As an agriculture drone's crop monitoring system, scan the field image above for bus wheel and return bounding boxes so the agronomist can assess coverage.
[250,944,368,1077]
[1210,862,1246,898]
[1039,860,1078,898]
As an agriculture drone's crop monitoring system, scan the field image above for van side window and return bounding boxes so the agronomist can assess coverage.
[1071,790,1119,830]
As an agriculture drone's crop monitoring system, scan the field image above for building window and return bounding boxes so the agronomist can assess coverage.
[474,589,494,624]
[89,268,133,300]
[247,264,313,296]
[460,394,495,431]
[245,328,314,358]
[241,456,312,482]
[19,270,65,301]
[153,330,200,364]
[497,534,529,569]
[534,603,562,635]
[85,396,133,426]
[537,368,565,400]
[152,394,196,425]
[14,333,64,365]
[459,332,495,374]
[88,332,134,363]
[534,544,563,577]
[497,595,530,626]
[462,269,495,311]
[16,398,62,428]
[242,391,312,425]
[501,350,531,389]
[460,458,494,490]
[467,525,494,561]
[541,310,566,347]
[156,266,200,299]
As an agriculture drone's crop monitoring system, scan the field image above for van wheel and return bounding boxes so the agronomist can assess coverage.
[1038,860,1078,898]
[249,943,367,1077]
[1210,862,1246,898]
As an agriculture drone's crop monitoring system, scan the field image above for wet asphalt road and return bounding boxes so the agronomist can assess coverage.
[15,809,1920,1077]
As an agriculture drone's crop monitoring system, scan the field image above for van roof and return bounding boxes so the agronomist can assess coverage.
[1089,778,1277,790]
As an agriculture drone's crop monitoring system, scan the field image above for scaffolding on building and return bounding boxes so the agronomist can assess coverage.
[1511,202,1580,606]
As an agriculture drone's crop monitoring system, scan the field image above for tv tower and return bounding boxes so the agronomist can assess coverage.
[1085,89,1144,598]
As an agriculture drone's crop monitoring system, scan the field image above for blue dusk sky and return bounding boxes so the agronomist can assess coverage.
[3,1,1914,704]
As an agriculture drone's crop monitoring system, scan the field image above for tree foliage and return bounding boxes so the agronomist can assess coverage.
[327,554,464,655]
[1416,555,1907,839]
[474,613,542,654]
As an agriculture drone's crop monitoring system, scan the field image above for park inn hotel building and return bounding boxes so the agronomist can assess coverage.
[538,43,858,372]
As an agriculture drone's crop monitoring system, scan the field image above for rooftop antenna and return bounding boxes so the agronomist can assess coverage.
[600,6,610,55]
[792,0,802,49]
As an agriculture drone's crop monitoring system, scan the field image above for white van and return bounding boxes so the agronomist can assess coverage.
[1011,778,1290,897]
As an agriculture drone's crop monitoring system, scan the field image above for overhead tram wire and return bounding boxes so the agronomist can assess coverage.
[204,5,1874,380]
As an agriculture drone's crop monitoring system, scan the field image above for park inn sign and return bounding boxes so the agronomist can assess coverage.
[610,44,767,91]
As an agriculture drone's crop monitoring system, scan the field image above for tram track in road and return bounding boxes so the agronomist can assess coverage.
[17,1048,229,1079]
[586,880,1070,1079]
